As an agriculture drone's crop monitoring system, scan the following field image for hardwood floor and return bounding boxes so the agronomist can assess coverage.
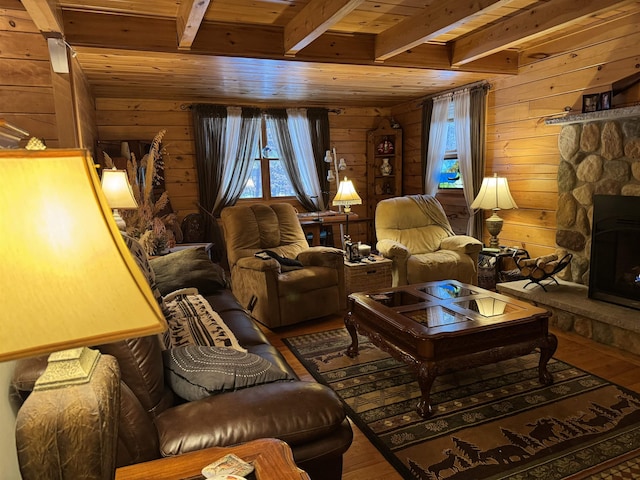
[262,314,640,480]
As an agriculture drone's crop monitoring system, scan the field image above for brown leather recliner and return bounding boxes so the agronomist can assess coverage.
[220,203,346,328]
[12,289,353,480]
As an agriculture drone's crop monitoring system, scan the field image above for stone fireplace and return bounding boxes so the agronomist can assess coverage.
[551,106,640,287]
[496,107,640,355]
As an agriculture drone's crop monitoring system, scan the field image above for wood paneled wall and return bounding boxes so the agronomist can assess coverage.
[392,13,640,258]
[1,1,58,145]
[94,99,390,244]
[487,11,640,259]
[0,0,96,151]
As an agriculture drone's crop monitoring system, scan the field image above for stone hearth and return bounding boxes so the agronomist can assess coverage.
[497,279,640,355]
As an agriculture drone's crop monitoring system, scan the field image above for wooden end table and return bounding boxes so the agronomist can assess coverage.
[115,438,309,480]
[345,280,557,418]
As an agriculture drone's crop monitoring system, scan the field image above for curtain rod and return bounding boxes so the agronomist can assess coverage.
[416,80,490,106]
[180,103,342,114]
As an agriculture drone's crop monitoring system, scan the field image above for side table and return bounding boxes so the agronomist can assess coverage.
[115,438,309,480]
[344,254,392,296]
[478,247,526,290]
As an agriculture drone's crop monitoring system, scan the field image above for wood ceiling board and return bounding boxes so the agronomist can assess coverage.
[75,47,486,106]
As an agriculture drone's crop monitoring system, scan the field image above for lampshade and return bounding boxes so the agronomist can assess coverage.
[101,168,138,231]
[332,177,361,244]
[0,149,167,362]
[470,173,518,249]
[470,173,518,211]
[100,168,138,209]
[332,177,362,209]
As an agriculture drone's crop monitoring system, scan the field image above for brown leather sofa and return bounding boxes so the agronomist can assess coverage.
[12,255,353,479]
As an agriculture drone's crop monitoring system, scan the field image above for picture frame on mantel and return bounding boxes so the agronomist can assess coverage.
[582,93,600,113]
[599,91,612,110]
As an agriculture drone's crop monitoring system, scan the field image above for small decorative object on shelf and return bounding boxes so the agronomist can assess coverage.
[377,136,394,154]
[380,158,392,176]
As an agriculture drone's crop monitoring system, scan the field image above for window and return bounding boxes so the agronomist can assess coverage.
[240,118,296,199]
[438,102,463,189]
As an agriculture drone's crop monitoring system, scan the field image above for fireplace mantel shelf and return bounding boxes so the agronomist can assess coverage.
[545,105,640,125]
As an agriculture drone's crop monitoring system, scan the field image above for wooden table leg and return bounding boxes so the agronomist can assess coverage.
[538,333,558,385]
[344,307,359,358]
[416,361,438,418]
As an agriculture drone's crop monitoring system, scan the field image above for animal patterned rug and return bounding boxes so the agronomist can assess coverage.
[284,328,640,479]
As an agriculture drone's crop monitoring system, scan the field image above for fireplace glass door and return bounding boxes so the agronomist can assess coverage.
[589,195,640,310]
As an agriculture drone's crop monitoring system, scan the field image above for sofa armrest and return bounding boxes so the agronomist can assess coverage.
[156,381,347,455]
[440,235,483,255]
[297,247,344,268]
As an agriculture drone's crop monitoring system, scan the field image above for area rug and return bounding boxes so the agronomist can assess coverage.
[283,328,640,479]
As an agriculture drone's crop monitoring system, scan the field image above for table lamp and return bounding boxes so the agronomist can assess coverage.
[100,167,138,230]
[470,173,518,249]
[0,149,167,480]
[332,176,362,241]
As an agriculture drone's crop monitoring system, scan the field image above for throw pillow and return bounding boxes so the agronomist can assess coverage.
[163,345,294,401]
[149,247,228,296]
[162,292,245,352]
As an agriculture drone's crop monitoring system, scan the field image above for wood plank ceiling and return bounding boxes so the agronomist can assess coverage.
[22,0,640,106]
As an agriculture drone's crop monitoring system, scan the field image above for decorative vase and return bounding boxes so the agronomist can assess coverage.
[380,158,392,176]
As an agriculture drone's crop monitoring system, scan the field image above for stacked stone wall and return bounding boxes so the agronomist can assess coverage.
[556,118,640,285]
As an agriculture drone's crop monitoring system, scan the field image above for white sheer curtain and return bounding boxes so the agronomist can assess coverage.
[453,89,476,236]
[212,106,261,212]
[266,109,324,211]
[286,108,325,210]
[424,94,451,195]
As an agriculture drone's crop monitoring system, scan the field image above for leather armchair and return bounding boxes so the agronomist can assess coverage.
[220,203,346,328]
[375,194,483,286]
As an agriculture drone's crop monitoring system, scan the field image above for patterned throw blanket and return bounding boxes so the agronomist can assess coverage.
[162,292,245,352]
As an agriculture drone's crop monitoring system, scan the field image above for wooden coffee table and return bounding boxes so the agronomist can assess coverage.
[344,280,557,418]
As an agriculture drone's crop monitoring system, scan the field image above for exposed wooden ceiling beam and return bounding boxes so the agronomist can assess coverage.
[21,0,63,34]
[63,10,518,75]
[284,0,365,56]
[176,0,211,50]
[451,0,636,66]
[375,0,508,62]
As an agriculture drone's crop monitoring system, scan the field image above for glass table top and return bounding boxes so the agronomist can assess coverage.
[364,281,527,329]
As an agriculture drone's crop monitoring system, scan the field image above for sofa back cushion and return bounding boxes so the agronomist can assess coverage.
[221,203,308,268]
[98,336,174,418]
[376,195,453,254]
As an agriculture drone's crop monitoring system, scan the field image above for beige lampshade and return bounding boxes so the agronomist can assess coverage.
[332,177,362,208]
[0,149,167,362]
[100,168,138,209]
[470,173,518,211]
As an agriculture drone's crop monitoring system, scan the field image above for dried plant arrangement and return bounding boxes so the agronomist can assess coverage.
[103,129,181,255]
